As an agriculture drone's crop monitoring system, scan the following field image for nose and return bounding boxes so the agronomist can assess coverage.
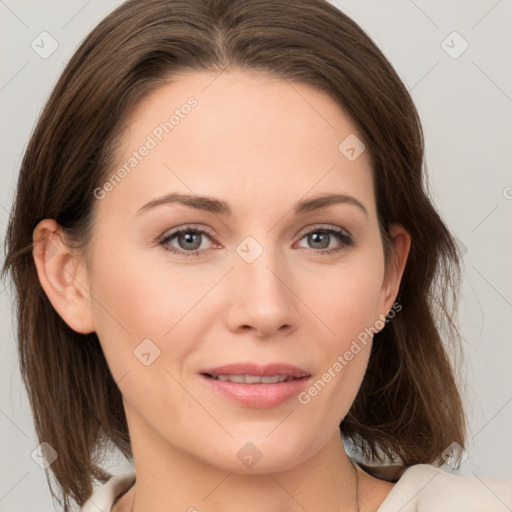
[223,242,299,339]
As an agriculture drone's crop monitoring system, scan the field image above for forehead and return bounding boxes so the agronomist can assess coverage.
[97,70,376,220]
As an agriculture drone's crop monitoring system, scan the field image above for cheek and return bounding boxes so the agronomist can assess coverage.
[87,239,210,378]
[296,257,384,413]
[303,258,385,348]
[90,232,214,327]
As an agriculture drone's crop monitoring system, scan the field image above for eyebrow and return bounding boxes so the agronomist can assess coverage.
[135,192,368,218]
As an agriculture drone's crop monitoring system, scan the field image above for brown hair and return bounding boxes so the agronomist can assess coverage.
[2,0,466,509]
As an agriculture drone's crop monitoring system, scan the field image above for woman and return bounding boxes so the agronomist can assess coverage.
[3,0,511,511]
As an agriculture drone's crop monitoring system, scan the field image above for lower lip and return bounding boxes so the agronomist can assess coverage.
[200,374,310,408]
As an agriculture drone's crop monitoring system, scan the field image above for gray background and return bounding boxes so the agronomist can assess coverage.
[1,0,511,510]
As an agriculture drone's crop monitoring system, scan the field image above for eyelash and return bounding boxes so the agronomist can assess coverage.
[158,224,354,258]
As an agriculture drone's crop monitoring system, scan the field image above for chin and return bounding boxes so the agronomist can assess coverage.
[198,430,322,474]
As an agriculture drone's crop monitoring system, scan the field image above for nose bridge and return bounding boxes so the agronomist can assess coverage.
[226,234,296,335]
[236,234,289,299]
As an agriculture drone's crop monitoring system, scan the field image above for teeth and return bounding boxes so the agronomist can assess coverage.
[211,374,290,384]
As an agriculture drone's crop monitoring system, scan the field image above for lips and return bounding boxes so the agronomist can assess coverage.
[200,362,310,379]
[199,362,311,408]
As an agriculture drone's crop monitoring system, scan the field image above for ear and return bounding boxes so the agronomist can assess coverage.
[378,223,411,318]
[32,219,95,334]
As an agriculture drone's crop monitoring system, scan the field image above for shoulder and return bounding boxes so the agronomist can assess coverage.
[80,472,136,512]
[377,464,512,512]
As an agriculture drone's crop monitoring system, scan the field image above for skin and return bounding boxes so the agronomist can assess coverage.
[33,70,410,512]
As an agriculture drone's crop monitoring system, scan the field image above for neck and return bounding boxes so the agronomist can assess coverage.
[125,416,359,512]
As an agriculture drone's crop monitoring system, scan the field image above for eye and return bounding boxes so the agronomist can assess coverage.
[158,224,354,258]
[159,226,215,257]
[295,226,354,255]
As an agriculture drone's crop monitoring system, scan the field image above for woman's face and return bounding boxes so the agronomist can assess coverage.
[75,70,407,472]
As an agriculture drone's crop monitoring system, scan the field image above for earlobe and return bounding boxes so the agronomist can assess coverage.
[32,219,95,334]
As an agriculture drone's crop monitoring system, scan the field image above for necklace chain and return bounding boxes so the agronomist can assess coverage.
[130,460,360,512]
[352,458,361,512]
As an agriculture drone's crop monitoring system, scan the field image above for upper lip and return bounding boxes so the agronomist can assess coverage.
[200,362,311,378]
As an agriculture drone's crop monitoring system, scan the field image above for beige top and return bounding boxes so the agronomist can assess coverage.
[80,463,512,512]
